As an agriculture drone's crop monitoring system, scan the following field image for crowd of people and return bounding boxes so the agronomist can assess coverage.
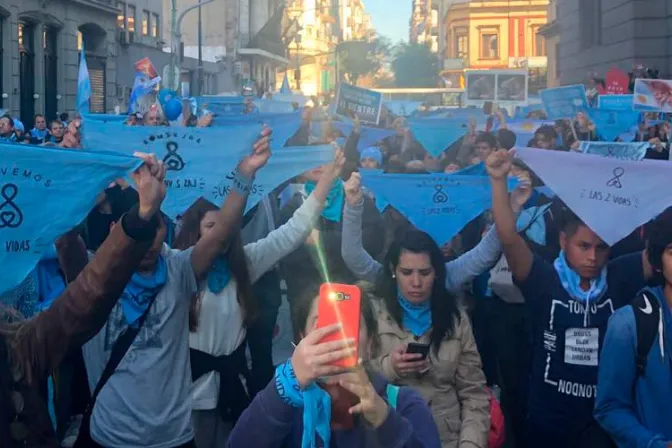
[0,91,671,448]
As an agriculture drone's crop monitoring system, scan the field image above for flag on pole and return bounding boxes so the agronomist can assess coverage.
[280,74,292,94]
[76,45,91,114]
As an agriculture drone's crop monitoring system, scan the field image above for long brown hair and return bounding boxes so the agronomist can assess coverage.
[173,198,257,331]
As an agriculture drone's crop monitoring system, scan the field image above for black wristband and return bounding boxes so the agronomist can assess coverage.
[121,205,159,242]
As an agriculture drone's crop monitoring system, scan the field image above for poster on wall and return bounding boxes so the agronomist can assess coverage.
[633,78,672,112]
[465,70,528,107]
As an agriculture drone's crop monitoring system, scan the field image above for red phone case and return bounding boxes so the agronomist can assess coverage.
[316,283,362,369]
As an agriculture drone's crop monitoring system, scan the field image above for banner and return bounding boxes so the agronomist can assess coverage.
[81,120,260,218]
[466,70,528,107]
[633,78,672,112]
[587,109,640,142]
[408,119,468,157]
[599,68,630,95]
[515,146,672,246]
[211,111,303,148]
[579,141,648,161]
[335,84,384,125]
[206,145,333,213]
[598,94,634,111]
[0,144,142,296]
[360,171,516,245]
[539,85,590,120]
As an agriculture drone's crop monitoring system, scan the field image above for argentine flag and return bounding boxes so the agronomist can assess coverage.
[76,46,91,114]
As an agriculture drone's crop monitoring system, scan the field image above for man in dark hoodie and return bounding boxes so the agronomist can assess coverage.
[487,148,653,448]
[595,208,672,448]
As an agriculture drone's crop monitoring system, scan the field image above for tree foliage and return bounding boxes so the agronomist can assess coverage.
[338,38,391,86]
[391,43,439,88]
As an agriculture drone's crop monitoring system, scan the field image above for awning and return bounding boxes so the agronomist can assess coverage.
[241,6,290,65]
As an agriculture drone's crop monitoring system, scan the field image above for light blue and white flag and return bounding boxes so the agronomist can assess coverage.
[207,145,334,213]
[515,146,672,245]
[505,119,554,147]
[360,171,516,245]
[81,120,261,218]
[0,144,142,295]
[408,119,468,157]
[579,141,648,161]
[76,47,91,115]
[201,96,247,116]
[128,71,161,114]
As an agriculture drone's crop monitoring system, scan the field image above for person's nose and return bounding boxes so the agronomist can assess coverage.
[410,272,422,288]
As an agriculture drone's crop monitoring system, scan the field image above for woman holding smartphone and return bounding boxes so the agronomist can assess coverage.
[226,285,441,448]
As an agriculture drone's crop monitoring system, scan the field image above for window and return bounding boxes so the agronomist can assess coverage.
[480,31,499,59]
[152,13,160,37]
[454,32,468,59]
[533,28,547,57]
[579,0,601,48]
[142,10,149,36]
[117,2,125,29]
[127,5,136,33]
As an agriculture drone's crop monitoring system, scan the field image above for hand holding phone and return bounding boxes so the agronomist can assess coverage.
[406,342,430,359]
[316,283,362,368]
[391,344,429,376]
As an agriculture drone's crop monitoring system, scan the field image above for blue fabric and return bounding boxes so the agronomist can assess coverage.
[207,256,232,294]
[206,144,333,214]
[254,100,295,114]
[598,94,635,111]
[121,255,167,326]
[280,74,292,94]
[360,171,516,245]
[455,162,486,176]
[36,246,66,312]
[595,285,672,448]
[0,143,142,297]
[517,204,551,246]
[198,96,246,116]
[330,121,395,152]
[579,141,648,161]
[275,360,331,448]
[128,71,161,114]
[81,113,128,123]
[516,254,646,441]
[587,109,640,142]
[82,119,261,219]
[408,119,468,157]
[398,292,432,337]
[553,251,607,303]
[305,178,344,223]
[30,128,49,142]
[212,111,303,148]
[359,146,383,166]
[76,46,91,114]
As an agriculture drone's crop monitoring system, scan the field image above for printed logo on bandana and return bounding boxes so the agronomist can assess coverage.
[564,328,599,366]
[0,184,23,229]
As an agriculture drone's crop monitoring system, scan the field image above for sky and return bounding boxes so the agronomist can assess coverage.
[366,0,410,44]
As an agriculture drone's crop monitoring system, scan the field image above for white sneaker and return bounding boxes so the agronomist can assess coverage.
[61,414,83,448]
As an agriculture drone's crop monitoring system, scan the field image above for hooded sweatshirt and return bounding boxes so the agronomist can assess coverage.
[594,286,672,448]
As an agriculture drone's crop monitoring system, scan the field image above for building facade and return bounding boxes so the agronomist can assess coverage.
[163,0,290,95]
[410,0,439,53]
[537,0,558,87]
[547,0,672,86]
[441,0,549,93]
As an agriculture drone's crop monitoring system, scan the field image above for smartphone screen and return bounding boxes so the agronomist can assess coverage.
[316,283,362,369]
[483,101,493,115]
[406,342,430,360]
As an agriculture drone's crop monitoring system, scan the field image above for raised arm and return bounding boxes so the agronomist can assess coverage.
[341,172,384,283]
[444,170,532,291]
[15,153,166,380]
[245,149,345,282]
[190,129,272,280]
[486,150,533,282]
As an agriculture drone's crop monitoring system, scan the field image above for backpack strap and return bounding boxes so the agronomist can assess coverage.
[386,384,400,410]
[631,292,661,378]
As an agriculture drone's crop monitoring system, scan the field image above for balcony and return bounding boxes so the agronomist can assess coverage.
[71,0,119,14]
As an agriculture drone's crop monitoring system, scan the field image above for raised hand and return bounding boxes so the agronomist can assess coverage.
[238,127,273,177]
[291,323,355,388]
[344,172,363,206]
[322,144,346,181]
[485,149,513,181]
[511,170,533,212]
[131,152,167,220]
[338,366,389,428]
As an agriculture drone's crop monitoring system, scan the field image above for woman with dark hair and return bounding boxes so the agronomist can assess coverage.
[226,283,441,447]
[173,150,346,448]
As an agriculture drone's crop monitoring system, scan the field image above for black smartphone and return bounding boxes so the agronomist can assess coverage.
[483,101,494,115]
[406,342,430,360]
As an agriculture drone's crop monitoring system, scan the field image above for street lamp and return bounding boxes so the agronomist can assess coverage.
[169,0,217,91]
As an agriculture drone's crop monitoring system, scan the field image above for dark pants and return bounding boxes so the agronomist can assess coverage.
[245,270,281,398]
[488,297,531,448]
[55,348,90,439]
[524,419,616,448]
